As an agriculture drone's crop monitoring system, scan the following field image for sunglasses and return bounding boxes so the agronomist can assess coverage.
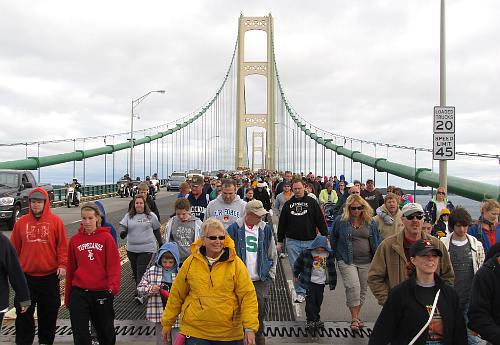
[350,206,364,211]
[437,191,446,195]
[406,214,424,220]
[207,235,225,241]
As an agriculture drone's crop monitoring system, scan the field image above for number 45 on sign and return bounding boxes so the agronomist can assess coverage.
[433,134,455,160]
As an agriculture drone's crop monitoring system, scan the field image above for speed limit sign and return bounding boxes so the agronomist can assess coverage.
[434,106,455,133]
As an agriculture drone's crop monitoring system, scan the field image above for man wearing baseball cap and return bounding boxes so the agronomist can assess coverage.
[227,200,277,345]
[10,188,68,345]
[187,175,210,221]
[368,202,453,305]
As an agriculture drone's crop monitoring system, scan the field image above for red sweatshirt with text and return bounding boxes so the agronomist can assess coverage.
[10,188,68,276]
[65,225,121,305]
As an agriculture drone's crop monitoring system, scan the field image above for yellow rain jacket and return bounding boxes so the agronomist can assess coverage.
[161,236,259,341]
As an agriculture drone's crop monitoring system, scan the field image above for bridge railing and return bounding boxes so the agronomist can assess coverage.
[51,179,168,202]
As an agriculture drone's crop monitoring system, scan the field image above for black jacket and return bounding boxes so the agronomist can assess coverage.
[468,254,500,344]
[0,233,30,310]
[277,193,327,243]
[369,273,467,345]
[253,188,271,211]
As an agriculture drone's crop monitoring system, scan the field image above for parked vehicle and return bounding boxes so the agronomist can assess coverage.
[0,170,54,229]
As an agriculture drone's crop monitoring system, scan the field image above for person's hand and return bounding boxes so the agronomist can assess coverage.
[162,328,171,342]
[57,267,66,280]
[276,242,283,253]
[20,306,29,313]
[120,230,128,239]
[244,331,255,345]
[150,285,160,294]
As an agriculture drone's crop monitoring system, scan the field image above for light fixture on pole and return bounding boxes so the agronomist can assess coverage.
[129,90,165,179]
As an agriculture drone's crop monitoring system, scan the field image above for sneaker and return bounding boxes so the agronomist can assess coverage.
[295,295,306,303]
[315,320,324,329]
[134,296,144,305]
[305,321,315,330]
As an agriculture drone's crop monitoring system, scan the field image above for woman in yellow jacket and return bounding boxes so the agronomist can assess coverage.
[162,218,259,345]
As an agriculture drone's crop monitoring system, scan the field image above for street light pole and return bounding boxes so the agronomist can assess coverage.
[129,90,165,179]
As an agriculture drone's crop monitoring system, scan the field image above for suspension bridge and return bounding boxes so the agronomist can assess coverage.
[0,13,499,344]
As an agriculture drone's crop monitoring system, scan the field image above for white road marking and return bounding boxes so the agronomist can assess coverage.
[288,279,302,317]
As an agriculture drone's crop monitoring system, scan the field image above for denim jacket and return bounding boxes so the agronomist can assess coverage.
[329,215,381,265]
[227,219,277,282]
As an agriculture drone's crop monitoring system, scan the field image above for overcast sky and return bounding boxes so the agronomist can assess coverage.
[0,1,498,186]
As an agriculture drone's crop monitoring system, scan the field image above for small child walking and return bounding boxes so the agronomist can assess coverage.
[138,242,180,345]
[164,198,202,266]
[293,235,337,333]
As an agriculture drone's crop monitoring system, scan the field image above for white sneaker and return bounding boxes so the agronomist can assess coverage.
[295,295,306,303]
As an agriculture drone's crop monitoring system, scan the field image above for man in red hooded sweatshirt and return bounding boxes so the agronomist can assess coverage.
[10,187,68,345]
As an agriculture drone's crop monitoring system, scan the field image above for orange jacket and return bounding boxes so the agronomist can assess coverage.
[10,188,68,276]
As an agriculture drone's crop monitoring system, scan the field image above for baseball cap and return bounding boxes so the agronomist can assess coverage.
[346,182,355,188]
[257,182,266,188]
[30,190,46,201]
[401,203,424,217]
[245,199,268,217]
[409,239,443,257]
[191,175,204,187]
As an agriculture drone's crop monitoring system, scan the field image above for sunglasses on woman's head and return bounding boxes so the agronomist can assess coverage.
[350,206,364,211]
[406,214,424,220]
[207,235,225,241]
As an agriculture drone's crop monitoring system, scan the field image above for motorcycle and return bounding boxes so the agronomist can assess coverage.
[130,180,141,198]
[149,179,159,200]
[66,185,80,208]
[117,180,130,198]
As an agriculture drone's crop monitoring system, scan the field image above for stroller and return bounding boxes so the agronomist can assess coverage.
[322,202,336,236]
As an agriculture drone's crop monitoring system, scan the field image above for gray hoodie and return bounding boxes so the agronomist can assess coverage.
[164,214,202,263]
[205,194,246,229]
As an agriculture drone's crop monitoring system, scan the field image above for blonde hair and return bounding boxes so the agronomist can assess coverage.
[80,202,102,227]
[481,199,500,214]
[384,192,400,204]
[342,194,374,224]
[200,218,227,239]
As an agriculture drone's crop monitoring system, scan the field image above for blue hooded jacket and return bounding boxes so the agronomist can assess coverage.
[95,200,118,245]
[156,242,180,283]
[293,235,337,290]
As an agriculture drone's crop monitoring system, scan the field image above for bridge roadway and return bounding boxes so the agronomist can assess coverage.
[1,191,381,344]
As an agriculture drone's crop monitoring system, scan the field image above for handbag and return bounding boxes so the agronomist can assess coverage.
[173,333,186,345]
[408,289,441,345]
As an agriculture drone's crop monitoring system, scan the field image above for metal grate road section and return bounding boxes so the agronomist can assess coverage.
[266,259,295,321]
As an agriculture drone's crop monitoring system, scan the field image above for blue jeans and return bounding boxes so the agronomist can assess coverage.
[463,303,482,345]
[185,337,243,345]
[286,237,315,296]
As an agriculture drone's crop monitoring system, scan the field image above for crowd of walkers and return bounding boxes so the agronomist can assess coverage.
[1,170,499,345]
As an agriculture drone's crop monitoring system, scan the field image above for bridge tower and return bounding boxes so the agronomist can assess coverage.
[251,131,265,171]
[235,14,276,171]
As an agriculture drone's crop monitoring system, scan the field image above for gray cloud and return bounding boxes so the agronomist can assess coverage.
[0,1,498,186]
